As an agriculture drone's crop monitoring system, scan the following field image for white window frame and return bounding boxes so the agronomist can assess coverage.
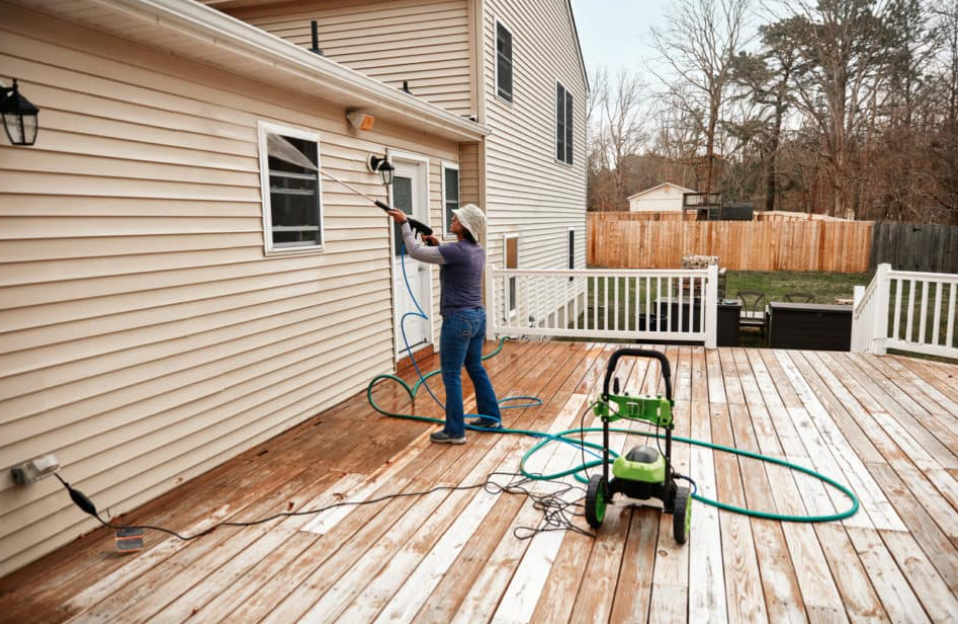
[504,233,519,317]
[555,80,573,166]
[257,120,324,255]
[441,161,460,240]
[494,18,514,105]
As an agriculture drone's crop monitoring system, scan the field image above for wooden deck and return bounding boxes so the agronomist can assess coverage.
[2,341,958,623]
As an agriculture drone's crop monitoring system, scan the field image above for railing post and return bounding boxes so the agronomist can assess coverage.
[873,263,891,355]
[705,264,718,349]
[486,265,496,340]
[851,285,866,352]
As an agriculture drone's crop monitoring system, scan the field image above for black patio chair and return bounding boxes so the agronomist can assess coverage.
[784,292,816,303]
[737,290,767,337]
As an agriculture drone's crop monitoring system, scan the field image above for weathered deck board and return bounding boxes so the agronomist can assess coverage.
[1,345,957,624]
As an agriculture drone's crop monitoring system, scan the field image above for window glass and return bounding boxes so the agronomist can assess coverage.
[556,84,573,165]
[556,84,566,161]
[266,134,322,249]
[497,23,513,102]
[392,175,414,256]
[444,167,460,236]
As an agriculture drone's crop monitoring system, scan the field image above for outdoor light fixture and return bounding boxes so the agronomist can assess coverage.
[368,154,395,186]
[346,109,375,131]
[1,79,39,146]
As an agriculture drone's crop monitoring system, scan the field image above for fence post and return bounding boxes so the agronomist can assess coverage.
[851,285,865,352]
[485,266,496,341]
[705,264,718,349]
[873,263,892,355]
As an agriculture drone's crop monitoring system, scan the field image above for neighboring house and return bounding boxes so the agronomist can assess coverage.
[0,0,587,576]
[628,182,696,212]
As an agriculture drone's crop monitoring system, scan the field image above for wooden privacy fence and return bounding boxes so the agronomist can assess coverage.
[606,210,850,223]
[869,222,958,274]
[588,212,873,272]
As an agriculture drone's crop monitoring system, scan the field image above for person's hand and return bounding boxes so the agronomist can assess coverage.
[422,234,440,247]
[386,209,407,224]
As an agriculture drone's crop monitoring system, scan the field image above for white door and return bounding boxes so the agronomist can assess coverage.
[391,158,432,354]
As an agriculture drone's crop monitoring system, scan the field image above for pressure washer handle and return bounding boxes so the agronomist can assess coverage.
[602,348,673,403]
[375,200,434,237]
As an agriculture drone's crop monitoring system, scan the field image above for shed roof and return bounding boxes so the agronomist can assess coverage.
[627,182,697,201]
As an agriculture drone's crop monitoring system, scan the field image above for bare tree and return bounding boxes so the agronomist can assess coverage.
[587,67,650,210]
[926,0,958,224]
[782,0,895,218]
[603,69,651,206]
[586,68,611,210]
[650,0,752,196]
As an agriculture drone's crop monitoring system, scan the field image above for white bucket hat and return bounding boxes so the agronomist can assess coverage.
[452,204,486,242]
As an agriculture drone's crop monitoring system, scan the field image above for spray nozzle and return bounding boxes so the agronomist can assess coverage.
[375,200,434,238]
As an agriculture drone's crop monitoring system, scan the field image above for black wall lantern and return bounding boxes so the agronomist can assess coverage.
[2,80,39,146]
[367,154,395,186]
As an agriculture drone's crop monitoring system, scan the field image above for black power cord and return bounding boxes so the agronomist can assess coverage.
[55,470,594,542]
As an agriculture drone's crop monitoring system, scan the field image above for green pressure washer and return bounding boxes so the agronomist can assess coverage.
[585,348,692,544]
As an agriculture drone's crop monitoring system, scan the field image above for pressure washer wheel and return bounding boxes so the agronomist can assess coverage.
[673,486,692,544]
[585,474,608,528]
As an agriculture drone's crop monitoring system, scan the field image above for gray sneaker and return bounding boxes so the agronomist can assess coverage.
[467,418,502,430]
[430,431,466,445]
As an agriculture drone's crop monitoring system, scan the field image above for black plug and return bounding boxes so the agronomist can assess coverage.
[69,486,98,517]
[55,473,98,517]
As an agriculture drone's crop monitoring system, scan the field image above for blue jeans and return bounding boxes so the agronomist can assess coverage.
[440,308,502,438]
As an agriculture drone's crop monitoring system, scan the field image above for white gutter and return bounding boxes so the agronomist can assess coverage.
[90,0,489,142]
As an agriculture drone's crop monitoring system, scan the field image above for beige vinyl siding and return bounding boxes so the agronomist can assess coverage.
[0,9,457,577]
[480,0,587,318]
[226,0,475,117]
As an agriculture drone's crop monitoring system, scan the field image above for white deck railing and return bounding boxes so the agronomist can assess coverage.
[486,266,719,347]
[853,263,958,359]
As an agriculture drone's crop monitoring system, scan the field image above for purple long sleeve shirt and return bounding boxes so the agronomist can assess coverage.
[401,223,485,317]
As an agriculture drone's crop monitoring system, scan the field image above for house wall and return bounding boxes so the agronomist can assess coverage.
[225,0,475,117]
[629,186,687,212]
[479,0,587,320]
[0,8,458,577]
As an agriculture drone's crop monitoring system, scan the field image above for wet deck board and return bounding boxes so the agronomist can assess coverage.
[1,344,958,623]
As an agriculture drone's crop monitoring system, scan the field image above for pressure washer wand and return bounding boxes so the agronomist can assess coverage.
[319,169,433,238]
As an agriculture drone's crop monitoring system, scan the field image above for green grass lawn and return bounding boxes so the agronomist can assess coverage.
[579,270,873,347]
[725,270,871,306]
[726,270,872,347]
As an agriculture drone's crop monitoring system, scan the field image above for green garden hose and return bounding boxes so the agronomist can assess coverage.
[366,338,860,524]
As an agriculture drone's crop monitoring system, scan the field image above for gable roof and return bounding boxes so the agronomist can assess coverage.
[627,182,697,201]
[16,0,489,143]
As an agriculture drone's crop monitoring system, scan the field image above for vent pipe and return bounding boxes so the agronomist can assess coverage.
[309,21,323,56]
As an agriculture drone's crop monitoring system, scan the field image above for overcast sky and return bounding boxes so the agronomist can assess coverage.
[570,0,673,80]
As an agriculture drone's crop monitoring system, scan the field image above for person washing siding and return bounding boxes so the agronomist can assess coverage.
[386,204,502,444]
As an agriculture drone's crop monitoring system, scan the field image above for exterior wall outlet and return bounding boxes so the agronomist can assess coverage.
[11,454,60,484]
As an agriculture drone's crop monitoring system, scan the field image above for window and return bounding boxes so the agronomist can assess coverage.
[442,163,460,238]
[556,82,573,164]
[496,21,513,103]
[258,122,323,253]
[505,234,518,315]
[568,228,575,280]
